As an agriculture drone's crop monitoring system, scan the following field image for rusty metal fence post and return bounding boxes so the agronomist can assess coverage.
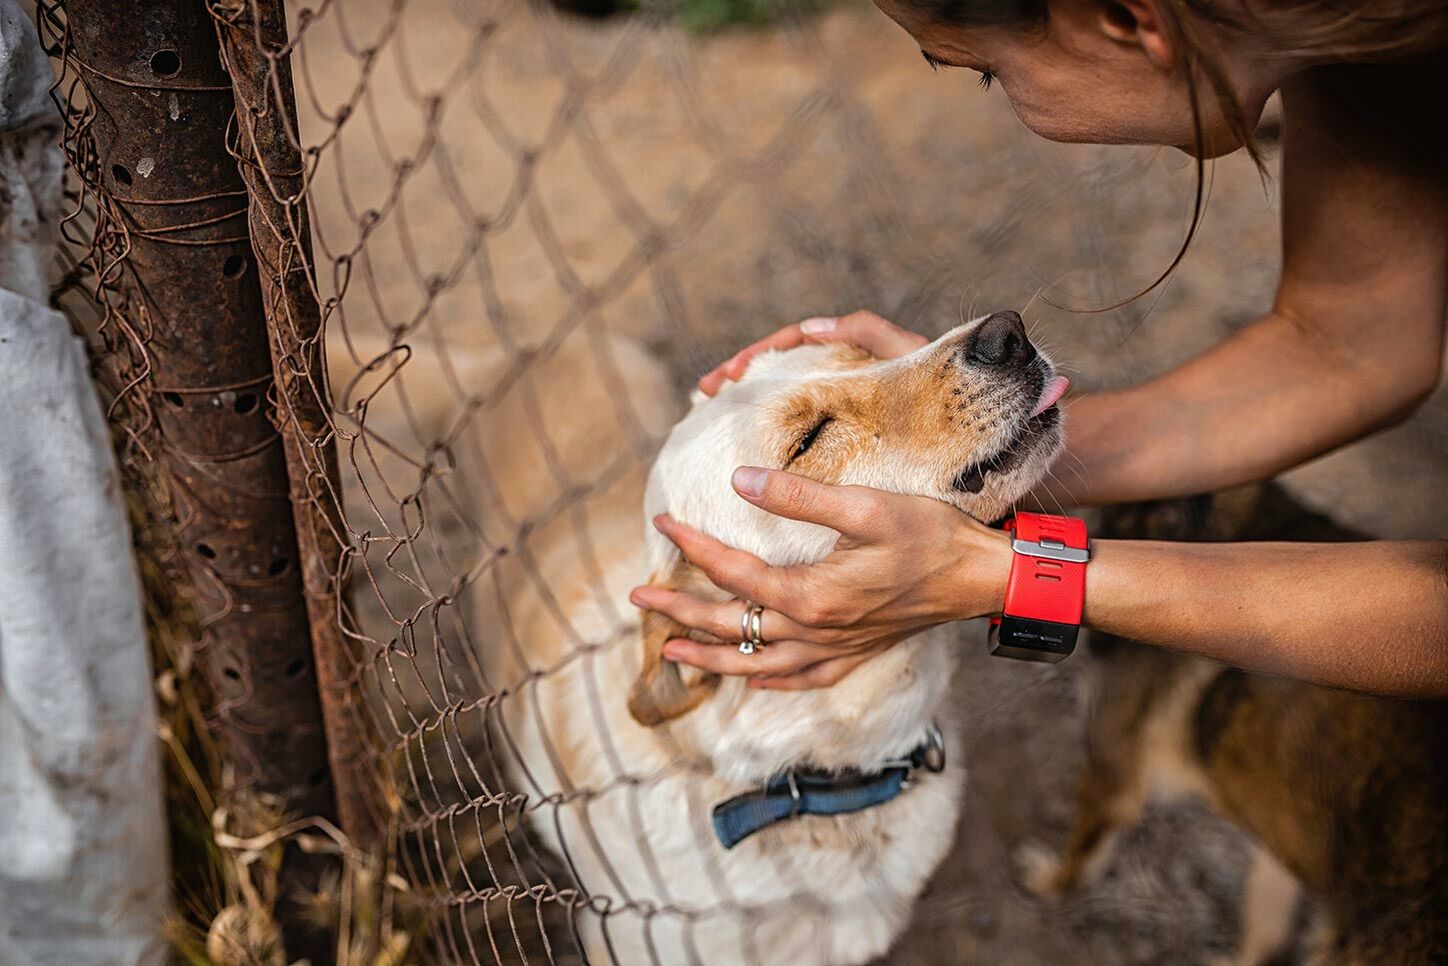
[213,0,382,850]
[60,0,340,823]
[52,2,385,956]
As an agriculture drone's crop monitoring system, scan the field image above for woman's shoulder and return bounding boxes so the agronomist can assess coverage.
[1285,52,1445,181]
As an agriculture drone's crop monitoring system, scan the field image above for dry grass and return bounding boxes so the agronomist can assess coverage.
[130,512,420,964]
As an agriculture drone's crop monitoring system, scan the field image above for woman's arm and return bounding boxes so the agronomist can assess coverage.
[646,64,1448,697]
[708,66,1446,507]
[637,471,1448,698]
[1085,536,1448,697]
[1047,62,1447,508]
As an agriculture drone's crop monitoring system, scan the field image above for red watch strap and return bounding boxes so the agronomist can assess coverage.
[1003,513,1089,625]
[989,512,1090,663]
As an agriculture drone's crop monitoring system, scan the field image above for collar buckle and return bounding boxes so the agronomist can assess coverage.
[920,722,946,773]
[893,723,947,789]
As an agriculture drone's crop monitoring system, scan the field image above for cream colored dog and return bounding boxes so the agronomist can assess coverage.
[359,312,1065,964]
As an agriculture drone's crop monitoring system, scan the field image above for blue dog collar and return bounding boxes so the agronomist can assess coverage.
[710,724,946,849]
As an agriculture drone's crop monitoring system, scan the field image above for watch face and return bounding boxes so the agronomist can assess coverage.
[988,616,1077,663]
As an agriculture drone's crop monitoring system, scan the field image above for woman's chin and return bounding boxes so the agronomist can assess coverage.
[1008,90,1248,155]
[1007,97,1148,147]
[1173,125,1253,160]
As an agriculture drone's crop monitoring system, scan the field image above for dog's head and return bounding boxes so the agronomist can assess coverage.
[628,311,1067,726]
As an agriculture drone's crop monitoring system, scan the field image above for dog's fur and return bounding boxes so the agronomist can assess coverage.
[1018,484,1448,966]
[397,317,1064,964]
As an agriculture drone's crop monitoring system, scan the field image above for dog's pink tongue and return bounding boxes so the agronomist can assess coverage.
[1030,376,1070,418]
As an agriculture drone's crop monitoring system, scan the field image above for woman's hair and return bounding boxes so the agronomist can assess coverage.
[1168,1,1448,157]
[907,0,1447,306]
[915,1,1446,150]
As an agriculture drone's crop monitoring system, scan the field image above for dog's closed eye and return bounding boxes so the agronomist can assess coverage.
[789,415,833,464]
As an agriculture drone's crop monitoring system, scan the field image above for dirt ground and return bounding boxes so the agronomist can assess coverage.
[289,1,1448,962]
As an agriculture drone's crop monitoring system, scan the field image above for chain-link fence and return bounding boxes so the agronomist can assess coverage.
[42,0,1311,961]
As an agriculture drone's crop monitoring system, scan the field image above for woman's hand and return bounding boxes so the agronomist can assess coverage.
[629,466,1012,690]
[697,310,930,397]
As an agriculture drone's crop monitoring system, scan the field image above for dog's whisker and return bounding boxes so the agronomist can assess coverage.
[1039,469,1074,516]
[1021,285,1048,318]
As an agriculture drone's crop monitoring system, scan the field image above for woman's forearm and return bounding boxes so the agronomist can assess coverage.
[1045,308,1441,509]
[1080,537,1448,697]
[1047,66,1448,511]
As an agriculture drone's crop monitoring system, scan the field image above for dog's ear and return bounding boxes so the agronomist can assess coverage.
[627,560,724,727]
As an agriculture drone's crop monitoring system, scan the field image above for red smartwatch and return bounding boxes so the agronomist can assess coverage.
[988,512,1090,663]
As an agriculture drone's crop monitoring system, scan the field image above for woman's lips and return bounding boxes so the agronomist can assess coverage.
[1029,375,1070,418]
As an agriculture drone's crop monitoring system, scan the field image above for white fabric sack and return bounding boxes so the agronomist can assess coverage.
[0,1,170,962]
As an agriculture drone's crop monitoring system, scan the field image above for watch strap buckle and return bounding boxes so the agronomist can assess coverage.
[1010,536,1090,563]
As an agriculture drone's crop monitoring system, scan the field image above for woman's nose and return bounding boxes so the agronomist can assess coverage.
[963,311,1035,368]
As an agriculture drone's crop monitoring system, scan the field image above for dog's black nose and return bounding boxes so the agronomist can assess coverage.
[964,311,1035,368]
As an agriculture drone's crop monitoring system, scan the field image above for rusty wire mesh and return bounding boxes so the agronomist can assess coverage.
[42,0,1294,961]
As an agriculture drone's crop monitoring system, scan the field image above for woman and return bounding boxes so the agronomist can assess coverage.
[630,0,1448,696]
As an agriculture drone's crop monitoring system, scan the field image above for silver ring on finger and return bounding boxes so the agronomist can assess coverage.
[738,602,767,655]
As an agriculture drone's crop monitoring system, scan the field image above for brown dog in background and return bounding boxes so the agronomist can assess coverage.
[1018,483,1448,965]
